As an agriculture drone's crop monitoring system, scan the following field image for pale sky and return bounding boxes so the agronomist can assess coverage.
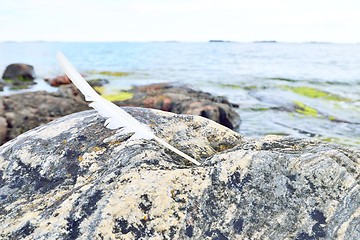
[0,0,359,43]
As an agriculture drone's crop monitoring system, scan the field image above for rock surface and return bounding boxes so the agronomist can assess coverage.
[119,83,240,129]
[0,88,89,144]
[0,109,359,239]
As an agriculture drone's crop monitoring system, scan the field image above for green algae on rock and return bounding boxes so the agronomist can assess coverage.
[93,86,134,102]
[293,101,318,117]
[284,86,351,102]
[268,77,297,82]
[89,70,130,77]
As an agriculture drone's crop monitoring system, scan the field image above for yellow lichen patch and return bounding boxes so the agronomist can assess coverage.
[90,146,106,154]
[107,140,123,146]
[217,150,254,183]
[93,168,210,239]
[36,117,80,139]
[78,146,106,173]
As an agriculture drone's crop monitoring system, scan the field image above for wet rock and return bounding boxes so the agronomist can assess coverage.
[45,75,72,87]
[87,78,109,87]
[119,83,240,129]
[0,109,358,239]
[45,75,109,87]
[1,64,36,87]
[0,90,88,144]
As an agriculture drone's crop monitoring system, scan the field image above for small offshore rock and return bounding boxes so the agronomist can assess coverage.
[2,63,36,82]
[0,109,358,239]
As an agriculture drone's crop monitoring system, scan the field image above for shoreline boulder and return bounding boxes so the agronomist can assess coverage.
[0,109,358,239]
[119,83,240,129]
[1,64,36,88]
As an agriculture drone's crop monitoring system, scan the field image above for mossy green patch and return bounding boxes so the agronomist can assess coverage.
[328,116,336,121]
[320,136,360,146]
[243,85,258,90]
[3,78,14,83]
[265,132,289,136]
[293,101,318,117]
[89,70,130,77]
[245,107,269,111]
[268,77,297,82]
[218,83,259,90]
[94,86,133,102]
[10,85,30,90]
[218,83,243,89]
[284,86,350,102]
[3,76,33,82]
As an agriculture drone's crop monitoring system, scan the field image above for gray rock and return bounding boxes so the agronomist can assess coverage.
[0,90,89,144]
[2,64,36,87]
[0,108,358,239]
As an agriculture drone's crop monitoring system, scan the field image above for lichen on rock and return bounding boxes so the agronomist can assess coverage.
[0,108,359,239]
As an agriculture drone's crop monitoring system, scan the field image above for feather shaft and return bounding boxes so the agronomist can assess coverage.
[57,51,201,166]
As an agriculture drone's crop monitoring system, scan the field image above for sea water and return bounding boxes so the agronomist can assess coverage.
[1,42,359,146]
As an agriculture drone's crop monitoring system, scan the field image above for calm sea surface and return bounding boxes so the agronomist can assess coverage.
[1,42,359,146]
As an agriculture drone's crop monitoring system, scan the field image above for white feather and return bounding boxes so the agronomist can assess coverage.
[57,51,201,166]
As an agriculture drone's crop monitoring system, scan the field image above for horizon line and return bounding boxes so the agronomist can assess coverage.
[0,40,359,45]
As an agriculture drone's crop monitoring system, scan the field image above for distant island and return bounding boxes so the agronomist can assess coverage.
[209,40,232,43]
[254,40,278,43]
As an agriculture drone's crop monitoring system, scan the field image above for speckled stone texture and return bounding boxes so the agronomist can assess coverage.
[0,108,359,240]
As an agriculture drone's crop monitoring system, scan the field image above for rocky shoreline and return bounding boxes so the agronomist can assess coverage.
[0,82,240,146]
[0,63,240,145]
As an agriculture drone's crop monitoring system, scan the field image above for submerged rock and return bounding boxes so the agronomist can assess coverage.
[0,109,358,239]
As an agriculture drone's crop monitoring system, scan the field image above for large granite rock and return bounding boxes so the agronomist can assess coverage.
[0,109,358,239]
